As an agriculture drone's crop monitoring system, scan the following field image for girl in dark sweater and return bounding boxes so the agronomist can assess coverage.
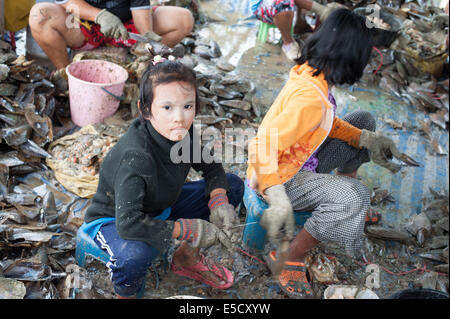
[83,59,244,298]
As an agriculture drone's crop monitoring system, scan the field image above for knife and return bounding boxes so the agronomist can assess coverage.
[128,32,151,43]
[128,31,162,43]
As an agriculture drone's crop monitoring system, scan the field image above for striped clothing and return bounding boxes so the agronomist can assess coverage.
[284,111,376,253]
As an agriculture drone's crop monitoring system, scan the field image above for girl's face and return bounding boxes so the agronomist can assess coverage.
[148,81,196,142]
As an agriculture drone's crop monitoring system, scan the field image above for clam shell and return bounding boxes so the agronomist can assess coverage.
[216,60,235,72]
[219,99,251,111]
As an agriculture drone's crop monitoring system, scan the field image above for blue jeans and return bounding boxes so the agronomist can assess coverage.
[93,173,244,297]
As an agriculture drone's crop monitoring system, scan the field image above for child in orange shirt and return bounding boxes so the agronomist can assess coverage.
[247,9,403,298]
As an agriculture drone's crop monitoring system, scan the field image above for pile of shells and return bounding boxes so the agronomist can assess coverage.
[295,1,450,133]
[361,47,448,112]
[1,39,77,206]
[72,32,261,127]
[1,22,263,297]
[405,191,449,276]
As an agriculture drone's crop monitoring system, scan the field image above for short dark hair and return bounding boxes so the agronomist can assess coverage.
[297,8,373,86]
[138,60,200,119]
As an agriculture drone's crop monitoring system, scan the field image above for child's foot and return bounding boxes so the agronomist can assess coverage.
[171,253,233,289]
[265,250,314,298]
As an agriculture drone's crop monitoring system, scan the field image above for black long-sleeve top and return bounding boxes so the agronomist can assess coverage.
[84,119,229,253]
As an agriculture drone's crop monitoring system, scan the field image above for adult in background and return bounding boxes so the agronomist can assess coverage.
[28,0,194,91]
[249,0,344,61]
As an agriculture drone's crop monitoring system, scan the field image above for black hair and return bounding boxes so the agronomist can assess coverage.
[138,60,200,120]
[296,8,373,86]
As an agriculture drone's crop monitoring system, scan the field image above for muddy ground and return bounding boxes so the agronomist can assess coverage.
[1,0,448,299]
[81,1,449,299]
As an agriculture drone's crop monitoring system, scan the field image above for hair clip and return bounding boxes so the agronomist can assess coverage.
[152,55,167,65]
[152,55,176,65]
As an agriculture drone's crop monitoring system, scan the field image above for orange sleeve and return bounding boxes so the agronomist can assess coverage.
[328,117,362,149]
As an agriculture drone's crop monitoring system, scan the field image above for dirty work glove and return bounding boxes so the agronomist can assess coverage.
[310,1,343,22]
[95,9,129,40]
[143,31,162,42]
[260,184,295,245]
[358,129,402,173]
[50,68,68,93]
[209,193,239,243]
[176,218,220,249]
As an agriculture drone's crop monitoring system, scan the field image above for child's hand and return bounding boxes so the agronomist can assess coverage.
[358,129,402,173]
[210,203,239,242]
[176,218,220,249]
[260,185,295,245]
[208,192,239,241]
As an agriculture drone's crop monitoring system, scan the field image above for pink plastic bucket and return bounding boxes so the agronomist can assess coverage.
[66,59,128,127]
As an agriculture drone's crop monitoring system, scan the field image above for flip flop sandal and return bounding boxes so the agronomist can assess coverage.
[171,254,234,290]
[264,250,314,299]
[365,208,382,225]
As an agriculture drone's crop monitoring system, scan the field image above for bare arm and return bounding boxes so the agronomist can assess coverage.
[131,8,153,34]
[294,0,313,11]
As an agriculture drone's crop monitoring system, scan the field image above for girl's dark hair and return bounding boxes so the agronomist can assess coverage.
[297,8,373,86]
[138,60,200,119]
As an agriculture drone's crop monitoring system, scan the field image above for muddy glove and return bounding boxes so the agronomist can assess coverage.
[260,184,295,245]
[210,204,238,240]
[143,31,162,42]
[310,1,343,22]
[95,9,129,40]
[209,193,239,243]
[359,129,402,173]
[176,218,220,249]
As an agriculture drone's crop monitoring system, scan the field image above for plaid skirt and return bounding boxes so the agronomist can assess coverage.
[283,111,375,253]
